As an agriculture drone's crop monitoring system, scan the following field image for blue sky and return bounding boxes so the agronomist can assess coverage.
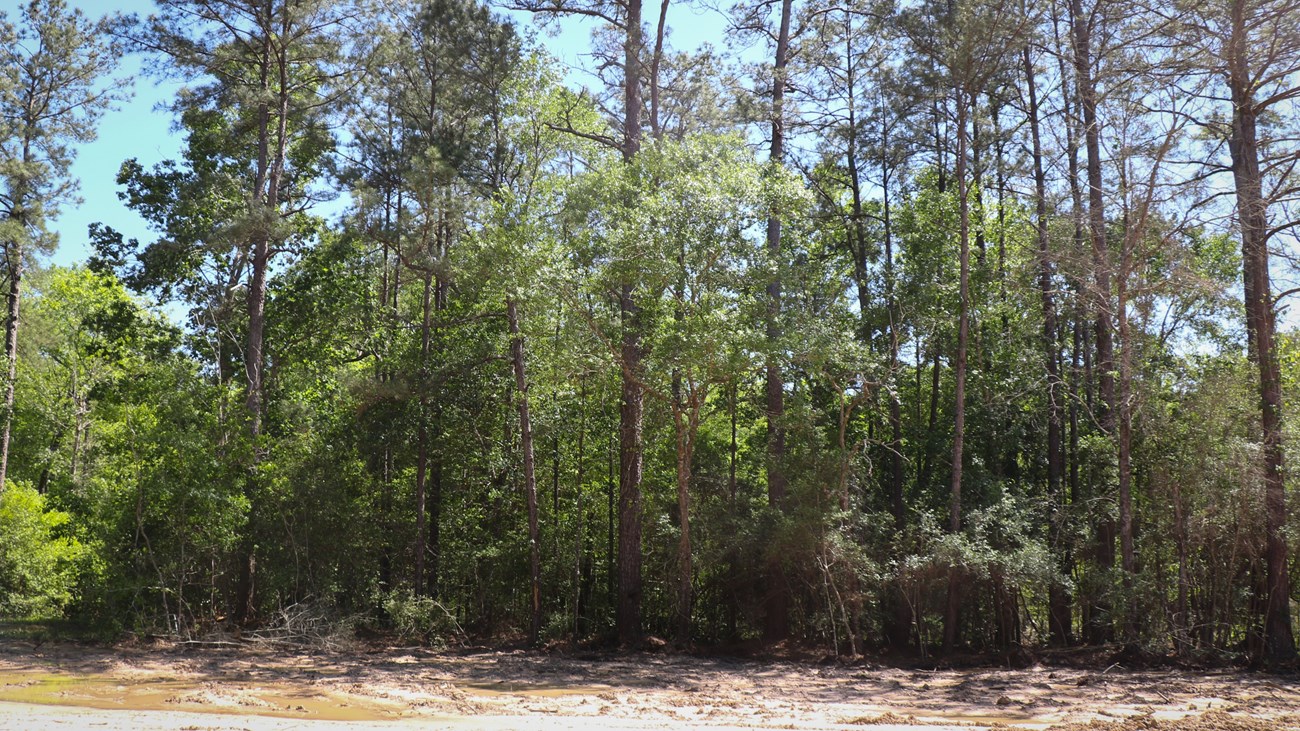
[34,0,180,267]
[25,0,735,269]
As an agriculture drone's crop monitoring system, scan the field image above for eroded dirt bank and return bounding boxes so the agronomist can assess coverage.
[0,639,1297,730]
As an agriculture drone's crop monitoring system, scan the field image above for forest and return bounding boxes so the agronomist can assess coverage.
[2,0,1300,672]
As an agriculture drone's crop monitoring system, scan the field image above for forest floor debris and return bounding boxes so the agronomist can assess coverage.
[0,638,1296,730]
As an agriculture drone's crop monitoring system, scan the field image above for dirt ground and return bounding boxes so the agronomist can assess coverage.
[0,638,1297,730]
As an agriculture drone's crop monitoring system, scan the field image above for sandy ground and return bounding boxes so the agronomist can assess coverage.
[0,639,1297,730]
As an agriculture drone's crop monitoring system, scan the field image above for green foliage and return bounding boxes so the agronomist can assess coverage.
[11,0,1300,663]
[0,483,85,618]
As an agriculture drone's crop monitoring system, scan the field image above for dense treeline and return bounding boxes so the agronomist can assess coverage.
[4,0,1300,666]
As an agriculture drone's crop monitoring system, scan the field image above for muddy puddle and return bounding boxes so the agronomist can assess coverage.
[1,641,1298,730]
[0,670,635,724]
[0,671,406,721]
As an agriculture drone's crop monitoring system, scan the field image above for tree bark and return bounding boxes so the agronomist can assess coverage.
[573,377,588,636]
[1173,476,1190,654]
[1069,0,1115,645]
[415,274,433,594]
[673,396,700,643]
[649,0,670,139]
[507,298,542,646]
[944,86,972,656]
[0,114,34,495]
[427,277,448,598]
[617,285,644,647]
[1024,45,1071,647]
[615,0,646,649]
[1117,226,1136,643]
[1225,0,1297,665]
[235,4,296,624]
[0,244,22,492]
[764,0,794,643]
[918,342,942,493]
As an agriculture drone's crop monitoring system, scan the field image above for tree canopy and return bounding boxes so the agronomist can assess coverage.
[6,0,1300,667]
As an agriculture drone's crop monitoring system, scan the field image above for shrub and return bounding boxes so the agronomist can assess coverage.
[0,483,86,617]
[381,590,464,646]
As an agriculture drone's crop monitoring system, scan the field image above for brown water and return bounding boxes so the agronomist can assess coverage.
[0,671,403,721]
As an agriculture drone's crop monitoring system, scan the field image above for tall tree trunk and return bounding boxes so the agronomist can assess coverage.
[1173,476,1190,654]
[0,244,22,492]
[1070,319,1081,503]
[235,13,294,624]
[381,192,403,594]
[507,298,542,646]
[1069,0,1115,645]
[616,0,646,649]
[729,382,738,501]
[944,86,972,655]
[884,200,903,531]
[1025,46,1071,647]
[727,381,740,637]
[0,109,38,492]
[1117,230,1136,644]
[616,286,644,648]
[649,0,670,139]
[244,248,271,416]
[607,430,615,614]
[763,0,794,643]
[1061,40,1084,637]
[1226,0,1296,665]
[573,377,588,636]
[673,398,699,643]
[415,274,433,594]
[918,97,949,500]
[235,238,269,625]
[1063,49,1084,520]
[427,276,449,597]
[869,77,909,649]
[917,342,942,493]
